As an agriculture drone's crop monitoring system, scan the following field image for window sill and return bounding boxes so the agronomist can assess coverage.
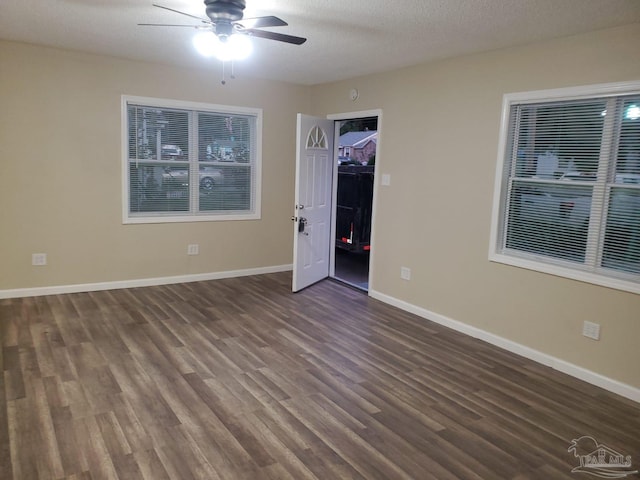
[123,212,261,224]
[489,251,640,295]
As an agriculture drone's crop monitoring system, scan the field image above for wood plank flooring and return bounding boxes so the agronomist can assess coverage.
[1,272,639,479]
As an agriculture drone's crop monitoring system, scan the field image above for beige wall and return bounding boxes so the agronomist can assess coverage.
[1,24,639,390]
[0,41,310,289]
[310,24,640,388]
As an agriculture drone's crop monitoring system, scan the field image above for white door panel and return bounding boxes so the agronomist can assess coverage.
[293,114,334,292]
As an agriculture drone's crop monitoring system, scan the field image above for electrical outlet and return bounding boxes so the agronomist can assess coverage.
[187,244,199,255]
[32,253,47,266]
[582,321,601,340]
[400,266,411,280]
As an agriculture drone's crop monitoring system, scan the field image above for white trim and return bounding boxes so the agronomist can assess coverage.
[123,212,261,224]
[0,264,292,300]
[121,97,129,223]
[122,95,263,116]
[369,288,640,404]
[329,121,340,279]
[327,109,382,121]
[503,80,640,105]
[488,92,512,260]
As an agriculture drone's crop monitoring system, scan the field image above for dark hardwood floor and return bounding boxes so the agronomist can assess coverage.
[1,272,639,479]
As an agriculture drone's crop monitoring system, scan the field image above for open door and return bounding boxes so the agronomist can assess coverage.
[292,114,335,292]
[332,116,378,291]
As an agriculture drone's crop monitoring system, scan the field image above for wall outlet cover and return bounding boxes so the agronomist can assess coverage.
[582,321,601,340]
[32,253,47,266]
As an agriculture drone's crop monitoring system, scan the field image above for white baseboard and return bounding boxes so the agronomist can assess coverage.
[0,264,293,300]
[369,289,640,404]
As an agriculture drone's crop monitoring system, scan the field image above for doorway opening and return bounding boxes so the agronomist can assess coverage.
[332,116,378,291]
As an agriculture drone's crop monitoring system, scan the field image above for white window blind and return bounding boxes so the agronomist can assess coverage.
[123,96,261,223]
[491,83,640,293]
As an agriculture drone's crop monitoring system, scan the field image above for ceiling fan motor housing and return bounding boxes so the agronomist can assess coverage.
[143,1,306,47]
[204,0,246,22]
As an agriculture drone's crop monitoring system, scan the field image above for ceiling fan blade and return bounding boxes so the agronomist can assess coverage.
[239,16,287,29]
[152,3,210,24]
[245,29,307,45]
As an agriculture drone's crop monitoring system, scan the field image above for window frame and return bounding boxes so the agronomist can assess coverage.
[121,95,262,224]
[489,81,640,295]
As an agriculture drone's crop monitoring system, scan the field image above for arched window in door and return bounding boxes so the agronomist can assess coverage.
[306,125,328,150]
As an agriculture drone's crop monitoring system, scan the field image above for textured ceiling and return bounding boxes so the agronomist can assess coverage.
[1,0,640,85]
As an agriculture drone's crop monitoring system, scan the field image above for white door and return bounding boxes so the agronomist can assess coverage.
[292,114,335,292]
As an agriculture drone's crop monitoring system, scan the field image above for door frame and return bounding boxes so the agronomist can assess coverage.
[327,109,383,293]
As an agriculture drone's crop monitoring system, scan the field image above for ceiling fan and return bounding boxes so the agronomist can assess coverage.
[139,0,307,47]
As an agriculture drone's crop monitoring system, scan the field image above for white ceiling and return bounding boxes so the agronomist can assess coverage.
[2,0,640,86]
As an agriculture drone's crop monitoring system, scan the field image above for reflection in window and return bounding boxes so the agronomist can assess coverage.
[603,188,640,274]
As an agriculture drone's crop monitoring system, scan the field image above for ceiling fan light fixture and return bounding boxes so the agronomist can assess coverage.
[193,31,217,57]
[221,33,253,61]
[193,31,253,61]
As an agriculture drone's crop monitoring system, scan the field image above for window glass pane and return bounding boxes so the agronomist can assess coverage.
[513,101,606,180]
[615,96,640,182]
[505,180,592,262]
[199,165,251,211]
[198,113,251,163]
[129,163,190,213]
[128,106,189,161]
[602,187,640,274]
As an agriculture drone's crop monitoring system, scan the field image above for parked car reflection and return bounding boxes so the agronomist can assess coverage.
[162,166,223,192]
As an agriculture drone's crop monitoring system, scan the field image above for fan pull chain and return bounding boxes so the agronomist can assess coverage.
[220,61,237,85]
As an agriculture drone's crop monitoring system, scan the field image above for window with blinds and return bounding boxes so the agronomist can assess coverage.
[490,82,640,293]
[122,96,261,223]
